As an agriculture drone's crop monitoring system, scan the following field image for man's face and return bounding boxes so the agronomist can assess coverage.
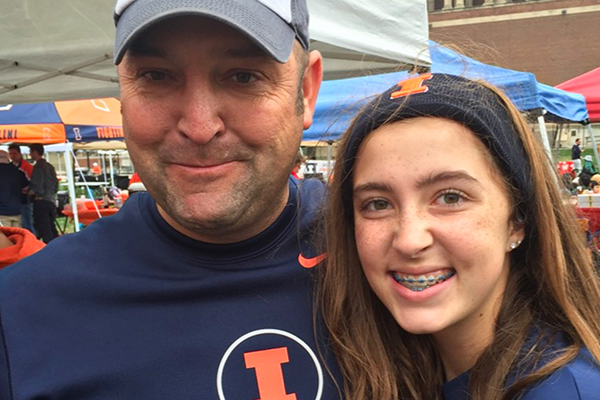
[8,149,21,163]
[29,150,40,161]
[117,17,321,243]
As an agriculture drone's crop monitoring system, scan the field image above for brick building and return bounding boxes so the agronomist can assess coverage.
[428,0,600,86]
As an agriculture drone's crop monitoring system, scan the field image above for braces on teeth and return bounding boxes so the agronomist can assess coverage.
[392,271,456,291]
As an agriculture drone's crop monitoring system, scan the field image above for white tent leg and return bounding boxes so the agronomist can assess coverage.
[64,143,80,231]
[108,151,115,187]
[537,115,553,162]
[101,151,107,182]
[586,124,600,169]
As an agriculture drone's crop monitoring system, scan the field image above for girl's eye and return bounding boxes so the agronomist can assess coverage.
[436,191,464,205]
[365,199,390,211]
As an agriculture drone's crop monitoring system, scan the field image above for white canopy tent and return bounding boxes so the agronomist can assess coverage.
[0,0,430,103]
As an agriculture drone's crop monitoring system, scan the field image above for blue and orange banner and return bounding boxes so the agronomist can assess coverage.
[0,124,65,144]
[0,98,123,144]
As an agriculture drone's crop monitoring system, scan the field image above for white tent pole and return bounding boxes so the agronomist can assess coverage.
[101,151,107,182]
[108,151,115,187]
[537,114,553,162]
[586,124,600,169]
[64,143,80,231]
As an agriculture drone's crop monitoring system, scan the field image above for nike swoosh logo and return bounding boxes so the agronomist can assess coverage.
[297,253,327,269]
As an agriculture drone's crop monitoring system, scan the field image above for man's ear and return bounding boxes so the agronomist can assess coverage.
[301,50,323,130]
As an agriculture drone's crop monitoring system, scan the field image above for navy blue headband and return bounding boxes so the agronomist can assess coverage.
[340,73,533,218]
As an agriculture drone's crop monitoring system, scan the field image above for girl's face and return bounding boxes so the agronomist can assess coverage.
[352,117,524,343]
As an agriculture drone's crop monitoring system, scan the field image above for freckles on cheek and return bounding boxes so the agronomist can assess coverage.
[355,222,388,262]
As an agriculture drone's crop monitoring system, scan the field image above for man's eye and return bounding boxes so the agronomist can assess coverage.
[143,71,167,81]
[232,72,256,84]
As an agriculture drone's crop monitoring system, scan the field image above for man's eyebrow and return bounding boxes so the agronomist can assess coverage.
[415,170,481,189]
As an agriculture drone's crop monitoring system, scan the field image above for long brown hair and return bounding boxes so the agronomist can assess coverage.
[317,75,600,400]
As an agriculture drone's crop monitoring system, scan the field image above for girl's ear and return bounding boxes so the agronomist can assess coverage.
[507,217,526,252]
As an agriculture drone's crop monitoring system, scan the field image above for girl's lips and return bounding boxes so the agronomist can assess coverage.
[391,267,455,279]
[391,269,456,288]
[390,270,456,301]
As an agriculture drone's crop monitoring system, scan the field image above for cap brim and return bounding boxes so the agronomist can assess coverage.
[114,0,295,64]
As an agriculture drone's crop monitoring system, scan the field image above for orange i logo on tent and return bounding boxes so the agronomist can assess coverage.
[390,73,433,99]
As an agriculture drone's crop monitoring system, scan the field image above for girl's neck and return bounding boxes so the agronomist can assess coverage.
[433,309,497,381]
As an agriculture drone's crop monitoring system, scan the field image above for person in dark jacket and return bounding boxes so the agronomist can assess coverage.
[28,144,59,243]
[572,138,582,172]
[0,150,28,228]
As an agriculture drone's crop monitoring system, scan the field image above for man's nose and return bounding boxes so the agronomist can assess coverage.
[176,81,226,145]
[391,209,434,258]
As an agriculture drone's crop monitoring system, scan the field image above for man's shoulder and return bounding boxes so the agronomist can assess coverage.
[522,347,600,400]
[1,197,150,283]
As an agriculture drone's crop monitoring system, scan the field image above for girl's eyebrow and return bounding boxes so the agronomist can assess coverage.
[415,170,481,189]
[353,182,393,196]
[353,170,482,198]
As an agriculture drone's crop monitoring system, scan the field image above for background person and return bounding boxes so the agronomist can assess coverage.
[572,138,582,172]
[291,149,307,181]
[320,74,600,400]
[90,162,102,176]
[0,1,341,399]
[28,144,59,243]
[582,154,597,177]
[7,144,35,234]
[0,150,29,228]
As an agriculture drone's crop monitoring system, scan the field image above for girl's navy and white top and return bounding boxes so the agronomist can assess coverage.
[443,334,600,400]
[0,178,341,400]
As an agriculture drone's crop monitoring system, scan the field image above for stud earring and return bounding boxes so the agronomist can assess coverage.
[509,242,517,250]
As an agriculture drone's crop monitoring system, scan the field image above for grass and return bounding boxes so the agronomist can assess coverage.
[555,148,597,163]
[55,216,77,236]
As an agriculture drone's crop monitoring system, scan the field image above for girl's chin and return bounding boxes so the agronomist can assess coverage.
[395,318,447,335]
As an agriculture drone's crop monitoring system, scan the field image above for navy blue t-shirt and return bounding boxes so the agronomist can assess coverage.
[0,179,341,399]
[443,342,600,400]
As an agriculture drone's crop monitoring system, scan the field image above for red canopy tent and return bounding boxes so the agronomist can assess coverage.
[556,67,600,123]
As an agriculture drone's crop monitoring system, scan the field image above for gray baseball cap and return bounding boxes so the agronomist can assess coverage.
[113,0,310,65]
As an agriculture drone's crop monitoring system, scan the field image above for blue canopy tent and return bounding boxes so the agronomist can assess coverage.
[305,43,590,162]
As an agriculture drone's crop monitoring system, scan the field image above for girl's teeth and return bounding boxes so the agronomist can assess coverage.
[392,270,455,291]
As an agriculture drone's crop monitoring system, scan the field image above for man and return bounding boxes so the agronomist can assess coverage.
[0,1,339,399]
[28,144,59,243]
[7,144,35,234]
[572,138,582,172]
[0,150,29,228]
